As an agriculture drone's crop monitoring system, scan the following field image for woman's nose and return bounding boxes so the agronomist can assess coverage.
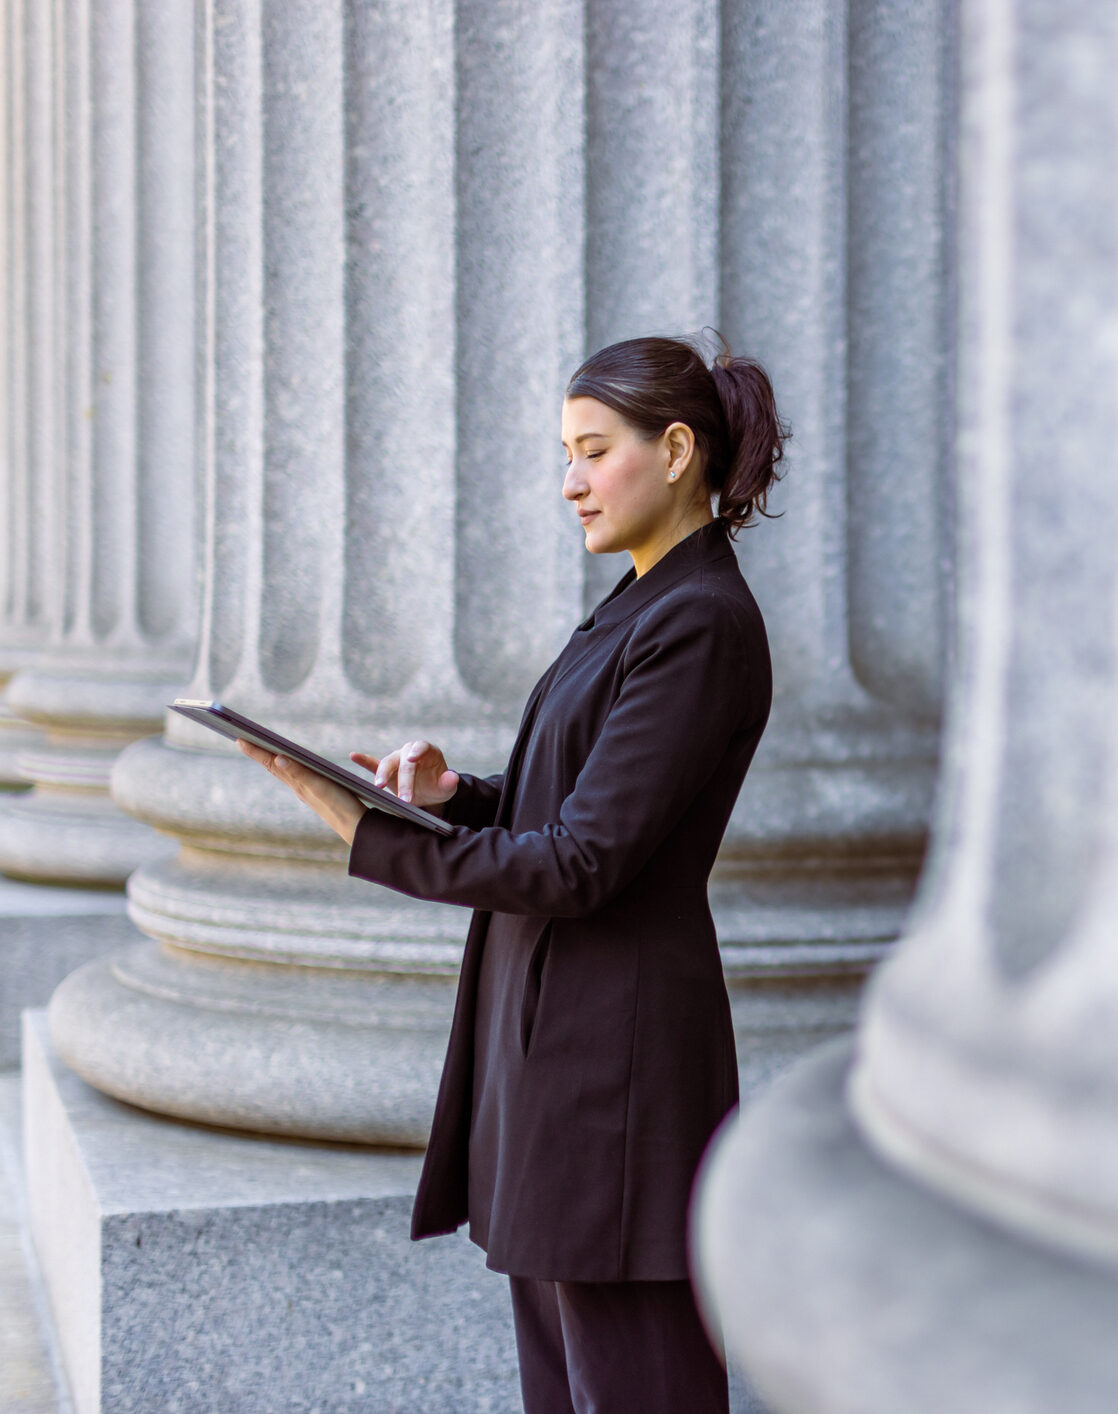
[562,462,587,501]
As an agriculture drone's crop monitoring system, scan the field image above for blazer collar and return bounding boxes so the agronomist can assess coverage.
[495,522,735,825]
[584,518,735,631]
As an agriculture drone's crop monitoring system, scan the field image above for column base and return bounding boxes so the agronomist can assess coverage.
[22,1010,522,1414]
[712,850,912,1097]
[0,706,39,789]
[49,943,455,1144]
[0,784,175,887]
[727,972,866,1098]
[51,939,870,1145]
[694,1037,1118,1414]
[0,878,137,1069]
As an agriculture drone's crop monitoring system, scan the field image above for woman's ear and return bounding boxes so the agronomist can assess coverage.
[664,422,696,482]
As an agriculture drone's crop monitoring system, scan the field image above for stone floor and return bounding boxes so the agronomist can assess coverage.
[0,1074,72,1414]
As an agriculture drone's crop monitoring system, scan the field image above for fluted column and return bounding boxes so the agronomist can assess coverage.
[710,0,954,1079]
[697,3,1118,1410]
[0,0,46,788]
[580,0,718,605]
[0,0,195,884]
[50,0,584,1143]
[49,0,954,1140]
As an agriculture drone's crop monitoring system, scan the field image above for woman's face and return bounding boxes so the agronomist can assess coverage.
[561,397,695,571]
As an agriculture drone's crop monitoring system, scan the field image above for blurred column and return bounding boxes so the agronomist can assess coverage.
[850,0,1118,1250]
[711,0,955,1086]
[0,0,45,788]
[697,3,1118,1411]
[50,0,584,1142]
[0,0,195,884]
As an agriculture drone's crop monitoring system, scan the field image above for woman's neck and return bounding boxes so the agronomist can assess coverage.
[630,504,715,578]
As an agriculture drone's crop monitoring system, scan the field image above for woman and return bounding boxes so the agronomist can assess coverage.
[239,334,786,1413]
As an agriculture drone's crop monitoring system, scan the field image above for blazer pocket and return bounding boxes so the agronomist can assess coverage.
[519,922,553,1058]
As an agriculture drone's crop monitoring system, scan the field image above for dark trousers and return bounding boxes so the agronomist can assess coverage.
[508,1275,730,1414]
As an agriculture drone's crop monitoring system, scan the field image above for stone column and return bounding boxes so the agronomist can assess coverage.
[581,0,719,605]
[0,0,45,789]
[0,0,195,885]
[0,0,191,1070]
[710,0,955,1086]
[697,3,1118,1410]
[50,0,584,1143]
[50,0,954,1139]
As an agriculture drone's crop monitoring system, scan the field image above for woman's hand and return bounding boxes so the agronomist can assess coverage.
[350,740,459,809]
[235,740,367,846]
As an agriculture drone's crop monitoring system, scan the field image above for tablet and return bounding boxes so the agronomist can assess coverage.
[168,698,455,837]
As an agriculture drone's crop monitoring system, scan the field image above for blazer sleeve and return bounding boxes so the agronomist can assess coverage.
[439,771,504,831]
[348,594,761,918]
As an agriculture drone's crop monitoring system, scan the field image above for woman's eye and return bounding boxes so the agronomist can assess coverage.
[588,450,605,459]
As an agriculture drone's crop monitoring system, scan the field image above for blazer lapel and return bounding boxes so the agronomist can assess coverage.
[493,522,736,825]
[543,521,737,698]
[589,519,735,630]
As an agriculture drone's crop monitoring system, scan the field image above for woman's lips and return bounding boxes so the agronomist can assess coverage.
[578,510,599,523]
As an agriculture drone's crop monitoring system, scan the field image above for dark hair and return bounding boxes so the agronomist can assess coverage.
[565,332,789,534]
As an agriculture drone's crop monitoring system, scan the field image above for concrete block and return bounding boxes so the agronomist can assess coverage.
[0,1074,68,1412]
[22,1011,521,1414]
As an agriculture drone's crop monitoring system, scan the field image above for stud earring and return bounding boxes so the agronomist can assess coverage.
[669,471,678,480]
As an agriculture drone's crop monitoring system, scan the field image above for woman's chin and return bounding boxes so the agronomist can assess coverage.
[583,526,618,556]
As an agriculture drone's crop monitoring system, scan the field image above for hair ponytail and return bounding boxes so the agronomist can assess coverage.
[566,331,790,537]
[708,345,790,533]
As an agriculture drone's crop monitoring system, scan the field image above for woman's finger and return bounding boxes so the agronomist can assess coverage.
[373,750,402,790]
[354,740,455,806]
[397,741,420,802]
[237,739,274,768]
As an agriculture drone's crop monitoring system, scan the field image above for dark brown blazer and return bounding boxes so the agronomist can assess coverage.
[348,519,772,1281]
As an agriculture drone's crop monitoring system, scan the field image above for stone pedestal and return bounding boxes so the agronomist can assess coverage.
[23,1010,521,1414]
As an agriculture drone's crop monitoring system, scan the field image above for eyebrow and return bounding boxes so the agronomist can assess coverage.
[562,431,609,447]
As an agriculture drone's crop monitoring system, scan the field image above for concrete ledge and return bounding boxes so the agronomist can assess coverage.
[695,1037,1118,1414]
[22,1011,520,1414]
